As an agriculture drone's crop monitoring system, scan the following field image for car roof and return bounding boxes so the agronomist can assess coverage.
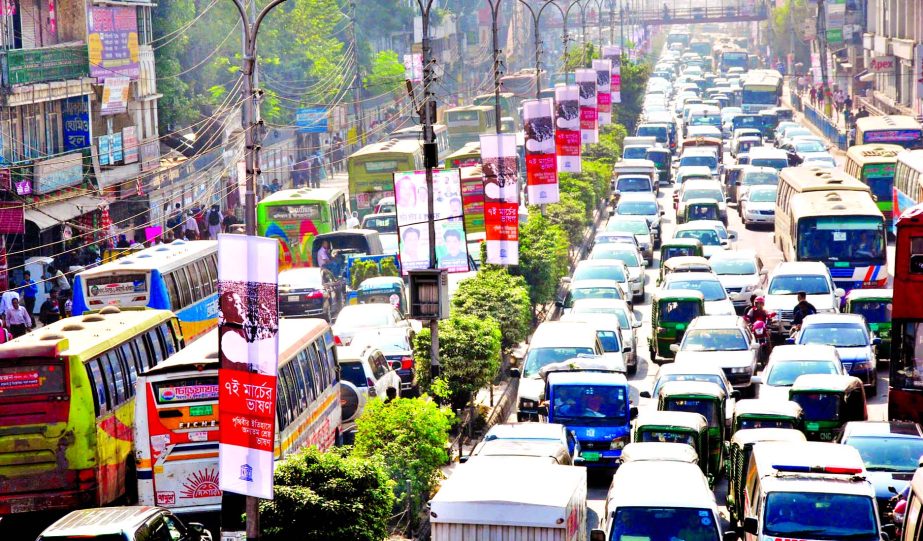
[620,442,699,464]
[475,439,569,457]
[682,147,719,155]
[734,399,803,418]
[769,261,831,276]
[842,421,923,439]
[752,442,871,494]
[676,166,714,175]
[688,315,745,329]
[560,312,623,331]
[801,313,867,326]
[571,298,632,310]
[709,248,758,261]
[606,461,715,509]
[40,507,163,536]
[617,192,658,202]
[768,344,840,362]
[576,259,629,269]
[530,321,599,347]
[658,380,727,398]
[674,222,723,232]
[658,362,728,379]
[665,271,722,283]
[485,422,565,440]
[731,427,807,446]
[749,146,788,158]
[571,279,622,289]
[681,180,722,191]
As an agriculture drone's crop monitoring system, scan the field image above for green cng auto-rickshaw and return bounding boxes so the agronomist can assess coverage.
[646,147,673,185]
[633,410,711,480]
[618,441,699,465]
[356,276,408,314]
[682,199,722,223]
[845,288,892,358]
[656,380,727,485]
[789,374,868,441]
[659,239,704,268]
[758,109,779,141]
[725,428,807,528]
[650,289,705,362]
[730,399,804,435]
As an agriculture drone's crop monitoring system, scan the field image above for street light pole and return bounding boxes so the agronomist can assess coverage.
[518,0,565,100]
[486,0,503,135]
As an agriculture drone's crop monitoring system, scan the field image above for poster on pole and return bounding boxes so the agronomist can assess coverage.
[593,59,613,126]
[554,85,581,173]
[575,68,598,145]
[602,45,622,103]
[523,98,558,205]
[394,169,469,274]
[479,133,519,265]
[217,234,280,500]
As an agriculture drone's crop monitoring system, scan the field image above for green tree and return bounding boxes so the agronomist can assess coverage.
[259,447,394,541]
[615,58,652,132]
[558,173,598,219]
[511,214,570,314]
[363,50,406,97]
[412,314,502,403]
[543,193,587,247]
[352,397,455,522]
[451,267,531,352]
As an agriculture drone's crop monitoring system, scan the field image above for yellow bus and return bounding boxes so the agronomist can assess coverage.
[444,141,481,169]
[134,319,341,514]
[347,139,424,218]
[473,92,521,130]
[443,105,496,150]
[843,144,903,229]
[388,123,451,162]
[0,307,183,516]
[855,115,923,149]
[72,240,217,342]
[776,167,886,291]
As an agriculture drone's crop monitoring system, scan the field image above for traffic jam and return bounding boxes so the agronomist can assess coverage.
[429,31,923,541]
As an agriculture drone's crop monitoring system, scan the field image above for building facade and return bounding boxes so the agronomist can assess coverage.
[862,0,923,117]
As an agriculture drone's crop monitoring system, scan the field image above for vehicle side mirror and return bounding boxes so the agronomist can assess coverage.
[458,455,470,463]
[508,367,521,378]
[723,531,740,541]
[630,406,639,420]
[759,268,768,276]
[872,337,882,346]
[640,390,651,398]
[743,517,759,535]
[660,210,666,215]
[750,375,762,384]
[720,239,730,247]
[834,288,846,297]
[670,344,680,353]
[728,231,737,240]
[591,529,607,541]
[536,404,548,416]
[731,389,741,400]
[633,320,642,328]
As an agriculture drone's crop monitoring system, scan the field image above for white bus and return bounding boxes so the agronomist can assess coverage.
[134,318,342,514]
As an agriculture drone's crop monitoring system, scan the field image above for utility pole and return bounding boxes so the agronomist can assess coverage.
[487,0,503,134]
[788,0,796,76]
[609,0,614,46]
[349,1,364,147]
[519,0,565,99]
[816,0,831,117]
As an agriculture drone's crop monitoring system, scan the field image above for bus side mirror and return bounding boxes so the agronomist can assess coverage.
[872,337,882,346]
[743,517,759,535]
[640,390,651,398]
[537,404,548,416]
[630,406,638,420]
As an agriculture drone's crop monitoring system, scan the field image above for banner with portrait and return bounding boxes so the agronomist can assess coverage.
[575,68,598,144]
[479,133,519,265]
[593,59,613,126]
[602,45,622,103]
[523,98,558,205]
[554,85,581,173]
[394,169,469,274]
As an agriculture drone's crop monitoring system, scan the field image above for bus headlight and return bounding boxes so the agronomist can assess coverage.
[610,435,629,450]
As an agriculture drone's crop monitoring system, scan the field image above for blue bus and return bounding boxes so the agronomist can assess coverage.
[72,240,218,342]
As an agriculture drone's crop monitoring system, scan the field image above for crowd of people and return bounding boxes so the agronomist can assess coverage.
[0,265,75,341]
[164,203,239,241]
[793,73,871,144]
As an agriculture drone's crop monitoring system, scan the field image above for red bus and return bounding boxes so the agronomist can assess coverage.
[890,203,923,423]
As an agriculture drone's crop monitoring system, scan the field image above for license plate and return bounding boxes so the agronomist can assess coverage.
[288,295,300,302]
[819,431,834,441]
[581,452,600,462]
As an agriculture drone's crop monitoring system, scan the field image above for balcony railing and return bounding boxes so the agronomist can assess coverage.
[0,43,89,87]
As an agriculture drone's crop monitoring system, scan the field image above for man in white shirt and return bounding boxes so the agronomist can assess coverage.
[5,297,32,337]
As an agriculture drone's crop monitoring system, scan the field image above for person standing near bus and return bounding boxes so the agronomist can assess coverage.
[184,211,199,240]
[207,205,223,240]
[19,271,37,316]
[39,290,61,327]
[5,297,32,337]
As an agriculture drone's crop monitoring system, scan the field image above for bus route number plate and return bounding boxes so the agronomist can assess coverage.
[189,405,213,417]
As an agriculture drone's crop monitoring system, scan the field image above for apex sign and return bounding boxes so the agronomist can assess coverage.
[870,56,896,73]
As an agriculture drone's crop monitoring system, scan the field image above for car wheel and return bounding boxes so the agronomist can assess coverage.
[627,362,638,376]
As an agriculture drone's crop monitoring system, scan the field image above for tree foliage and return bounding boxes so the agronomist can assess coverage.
[451,267,531,352]
[544,192,588,247]
[511,213,570,311]
[352,398,455,521]
[615,57,652,132]
[364,50,406,96]
[259,447,394,541]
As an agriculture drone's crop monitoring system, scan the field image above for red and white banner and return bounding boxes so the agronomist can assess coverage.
[218,234,280,500]
[602,45,622,104]
[576,68,598,144]
[523,98,558,205]
[593,59,612,126]
[479,133,519,265]
[554,85,581,173]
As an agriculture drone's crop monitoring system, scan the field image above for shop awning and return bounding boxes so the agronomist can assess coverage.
[25,195,107,231]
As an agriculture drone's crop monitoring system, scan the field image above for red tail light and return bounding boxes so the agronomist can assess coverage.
[306,290,324,299]
[400,357,414,370]
[334,335,343,346]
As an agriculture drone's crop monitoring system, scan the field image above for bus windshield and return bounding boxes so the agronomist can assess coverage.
[764,492,876,539]
[742,89,778,104]
[797,217,885,263]
[551,384,628,423]
[611,507,719,541]
[861,163,895,202]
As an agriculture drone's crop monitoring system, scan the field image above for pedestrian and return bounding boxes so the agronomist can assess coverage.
[166,203,183,236]
[207,204,223,240]
[346,211,360,229]
[116,234,131,248]
[294,159,309,188]
[222,213,239,233]
[270,178,281,193]
[5,297,31,337]
[60,289,73,318]
[797,75,806,94]
[809,86,817,106]
[184,211,199,240]
[384,387,398,403]
[39,289,61,326]
[309,154,321,188]
[48,266,70,293]
[19,271,37,317]
[0,289,19,315]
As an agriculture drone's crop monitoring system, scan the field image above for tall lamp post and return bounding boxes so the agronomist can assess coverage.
[518,0,565,99]
[485,0,503,135]
[558,0,587,69]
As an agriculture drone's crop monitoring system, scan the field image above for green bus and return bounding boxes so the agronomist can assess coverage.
[444,105,496,150]
[347,139,423,218]
[444,141,482,169]
[257,187,349,269]
[472,92,521,130]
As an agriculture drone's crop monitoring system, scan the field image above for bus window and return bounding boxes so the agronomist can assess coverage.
[187,263,203,300]
[173,269,192,307]
[276,378,294,429]
[306,345,324,395]
[86,358,110,415]
[297,350,317,401]
[159,322,180,356]
[117,343,137,391]
[206,254,218,286]
[288,360,309,411]
[132,337,151,372]
[101,351,126,405]
[164,272,180,309]
[196,260,213,296]
[144,331,165,365]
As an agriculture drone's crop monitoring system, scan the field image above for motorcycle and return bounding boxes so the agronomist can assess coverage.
[887,484,910,538]
[749,314,775,367]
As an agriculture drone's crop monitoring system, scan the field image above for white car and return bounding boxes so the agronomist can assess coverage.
[708,249,766,312]
[605,216,655,260]
[672,222,733,258]
[570,260,633,304]
[802,154,837,168]
[588,244,646,301]
[336,342,402,429]
[762,262,845,337]
[740,184,777,227]
[559,279,628,314]
[332,303,412,346]
[661,271,736,315]
[569,298,641,371]
[559,312,629,374]
[671,315,759,393]
[751,344,845,401]
[675,179,727,225]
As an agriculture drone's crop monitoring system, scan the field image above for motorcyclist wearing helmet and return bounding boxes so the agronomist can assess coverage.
[745,296,770,326]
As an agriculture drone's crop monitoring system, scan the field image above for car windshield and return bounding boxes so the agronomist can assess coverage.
[797,217,886,263]
[682,189,722,202]
[523,347,596,377]
[591,248,641,267]
[618,177,652,191]
[794,140,826,153]
[800,324,869,348]
[766,361,839,386]
[710,258,757,275]
[574,264,628,282]
[610,507,719,541]
[617,201,658,215]
[846,437,923,472]
[749,188,777,203]
[597,330,621,352]
[763,492,876,539]
[675,229,721,246]
[768,275,830,295]
[682,329,748,351]
[663,398,718,426]
[791,392,841,422]
[552,384,628,423]
[660,300,703,323]
[607,220,650,235]
[624,147,649,159]
[850,300,891,323]
[565,287,622,307]
[742,171,778,186]
[680,155,718,169]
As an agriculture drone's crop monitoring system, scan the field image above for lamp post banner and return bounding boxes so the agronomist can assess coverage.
[576,68,598,144]
[479,133,520,265]
[523,98,559,205]
[593,59,612,125]
[554,85,582,173]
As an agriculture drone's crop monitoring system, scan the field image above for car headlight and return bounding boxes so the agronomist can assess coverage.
[610,435,630,450]
[520,399,537,409]
[731,366,751,374]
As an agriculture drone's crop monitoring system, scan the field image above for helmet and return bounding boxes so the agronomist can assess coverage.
[754,296,765,304]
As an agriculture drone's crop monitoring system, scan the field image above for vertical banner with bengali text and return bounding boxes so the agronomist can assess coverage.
[218,234,280,500]
[593,59,612,126]
[554,85,582,173]
[576,68,598,144]
[602,45,622,104]
[523,98,559,205]
[479,133,520,265]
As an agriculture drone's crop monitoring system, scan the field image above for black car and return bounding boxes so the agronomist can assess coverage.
[278,267,345,321]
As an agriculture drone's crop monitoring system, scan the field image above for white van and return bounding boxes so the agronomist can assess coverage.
[512,321,604,421]
[763,261,844,337]
[742,441,881,541]
[591,460,727,541]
